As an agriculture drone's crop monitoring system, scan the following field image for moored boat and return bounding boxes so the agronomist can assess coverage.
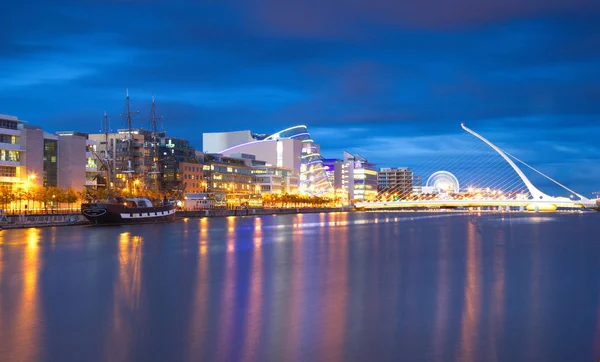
[82,198,176,225]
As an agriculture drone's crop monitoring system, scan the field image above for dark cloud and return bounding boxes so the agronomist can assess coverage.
[0,0,599,194]
[250,0,600,35]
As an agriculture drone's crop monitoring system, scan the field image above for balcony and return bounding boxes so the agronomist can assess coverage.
[86,166,100,172]
[85,180,98,186]
[0,160,21,167]
[0,142,21,151]
[0,176,21,183]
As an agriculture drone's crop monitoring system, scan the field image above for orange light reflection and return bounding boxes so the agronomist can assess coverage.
[104,231,144,362]
[317,212,348,361]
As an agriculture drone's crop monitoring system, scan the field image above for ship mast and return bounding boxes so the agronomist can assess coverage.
[90,111,113,200]
[148,93,163,193]
[103,111,112,198]
[121,89,137,196]
[124,88,133,173]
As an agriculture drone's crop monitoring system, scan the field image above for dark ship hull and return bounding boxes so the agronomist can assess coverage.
[81,202,177,225]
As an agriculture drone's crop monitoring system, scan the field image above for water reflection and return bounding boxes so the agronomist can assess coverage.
[284,214,306,359]
[214,216,238,360]
[317,212,348,361]
[488,228,506,362]
[595,299,600,358]
[20,228,42,361]
[199,217,208,255]
[239,217,264,361]
[527,221,542,361]
[117,232,143,309]
[186,217,209,360]
[104,231,144,362]
[434,230,450,362]
[458,220,481,362]
[0,213,597,361]
[0,228,43,361]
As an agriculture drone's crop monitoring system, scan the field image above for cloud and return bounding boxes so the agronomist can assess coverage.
[249,0,600,36]
[0,1,599,195]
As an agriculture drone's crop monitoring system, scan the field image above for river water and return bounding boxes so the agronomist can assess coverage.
[0,212,599,362]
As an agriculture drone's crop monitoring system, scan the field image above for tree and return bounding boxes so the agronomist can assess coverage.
[0,187,13,212]
[14,189,26,212]
[32,186,45,212]
[64,188,78,212]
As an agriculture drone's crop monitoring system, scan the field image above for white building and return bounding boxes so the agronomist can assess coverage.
[0,113,95,192]
[203,126,332,195]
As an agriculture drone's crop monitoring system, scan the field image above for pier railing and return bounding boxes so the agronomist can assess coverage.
[0,213,86,228]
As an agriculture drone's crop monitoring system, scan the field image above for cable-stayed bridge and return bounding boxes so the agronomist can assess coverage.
[355,124,599,211]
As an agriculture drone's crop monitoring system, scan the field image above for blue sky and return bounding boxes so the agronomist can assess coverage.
[1,0,599,195]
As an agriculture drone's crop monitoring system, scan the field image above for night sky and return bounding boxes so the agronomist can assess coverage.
[2,0,599,195]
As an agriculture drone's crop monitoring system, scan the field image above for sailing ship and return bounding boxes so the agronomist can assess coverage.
[81,91,177,225]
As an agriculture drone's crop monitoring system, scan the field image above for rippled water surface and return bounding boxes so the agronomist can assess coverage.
[0,212,599,362]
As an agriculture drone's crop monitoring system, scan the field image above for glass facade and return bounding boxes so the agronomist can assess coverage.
[203,154,255,207]
[0,135,18,144]
[342,152,378,201]
[43,139,58,186]
[266,126,333,196]
[0,119,18,130]
[0,166,17,177]
[0,150,20,162]
[158,136,197,192]
[353,166,378,201]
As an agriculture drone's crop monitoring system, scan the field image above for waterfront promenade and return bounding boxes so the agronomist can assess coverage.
[0,207,350,229]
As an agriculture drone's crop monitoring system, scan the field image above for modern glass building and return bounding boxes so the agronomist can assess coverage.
[203,125,333,196]
[343,151,378,201]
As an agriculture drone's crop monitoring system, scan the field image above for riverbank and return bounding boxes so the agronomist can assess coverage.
[177,207,350,218]
[1,213,88,229]
[0,207,353,229]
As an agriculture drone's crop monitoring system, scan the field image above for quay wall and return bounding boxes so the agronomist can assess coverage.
[1,208,352,229]
[1,213,87,229]
[177,207,350,218]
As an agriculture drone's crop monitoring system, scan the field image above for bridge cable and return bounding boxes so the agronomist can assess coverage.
[502,149,586,199]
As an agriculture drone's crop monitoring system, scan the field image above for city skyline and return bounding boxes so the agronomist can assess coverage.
[2,1,600,194]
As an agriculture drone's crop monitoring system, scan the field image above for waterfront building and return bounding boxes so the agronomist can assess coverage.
[156,135,197,192]
[182,192,213,210]
[230,152,298,195]
[0,114,27,189]
[202,125,333,196]
[322,157,350,205]
[0,113,95,192]
[54,131,91,191]
[252,164,297,194]
[322,158,344,189]
[180,161,205,193]
[378,167,418,200]
[85,139,101,189]
[202,153,258,208]
[89,129,198,193]
[343,151,378,201]
[89,129,149,189]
